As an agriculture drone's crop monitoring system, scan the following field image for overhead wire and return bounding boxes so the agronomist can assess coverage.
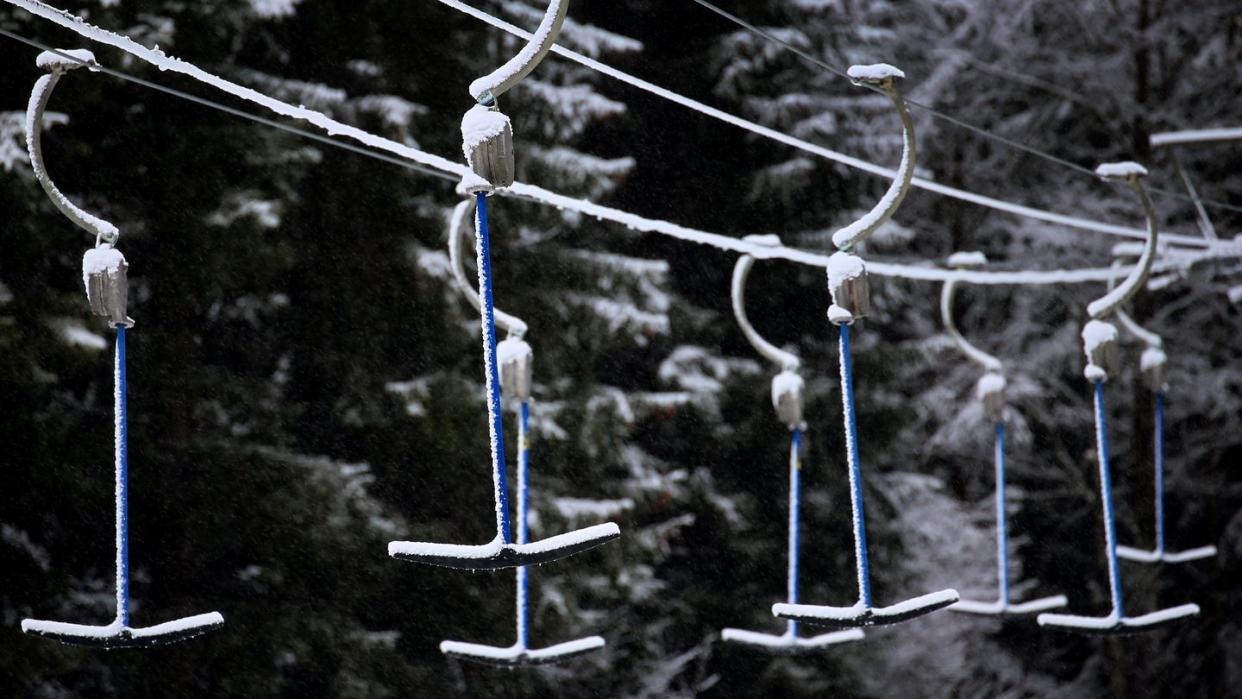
[430,0,1218,248]
[0,3,1236,287]
[687,0,1242,218]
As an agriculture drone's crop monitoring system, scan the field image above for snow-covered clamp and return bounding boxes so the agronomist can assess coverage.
[459,0,569,189]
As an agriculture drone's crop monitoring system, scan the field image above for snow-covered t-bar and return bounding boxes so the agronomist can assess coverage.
[4,0,1238,287]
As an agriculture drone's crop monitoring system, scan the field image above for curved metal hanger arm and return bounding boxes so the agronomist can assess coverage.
[449,199,528,338]
[831,65,915,252]
[468,0,569,104]
[1107,261,1163,348]
[1087,163,1158,319]
[26,50,119,244]
[940,277,1002,372]
[731,234,800,371]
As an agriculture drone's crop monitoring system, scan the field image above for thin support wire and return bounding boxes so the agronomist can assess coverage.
[686,0,1242,216]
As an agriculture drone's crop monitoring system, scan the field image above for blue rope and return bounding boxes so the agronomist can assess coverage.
[839,324,872,608]
[476,193,512,544]
[994,421,1009,605]
[1092,380,1124,617]
[516,401,531,649]
[115,326,130,627]
[787,426,802,637]
[1154,390,1166,555]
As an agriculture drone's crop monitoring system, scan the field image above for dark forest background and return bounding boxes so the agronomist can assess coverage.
[1,0,1240,696]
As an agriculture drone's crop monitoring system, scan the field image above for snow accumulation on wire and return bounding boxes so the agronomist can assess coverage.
[8,0,1236,286]
[430,0,1216,250]
[947,251,988,267]
[1150,127,1242,148]
[1095,161,1148,179]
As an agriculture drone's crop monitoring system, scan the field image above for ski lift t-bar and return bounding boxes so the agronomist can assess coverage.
[21,50,223,648]
[389,0,619,573]
[1102,264,1216,566]
[940,254,1068,618]
[776,65,961,630]
[1037,163,1201,635]
[722,235,864,652]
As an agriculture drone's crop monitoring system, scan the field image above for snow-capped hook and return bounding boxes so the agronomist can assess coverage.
[27,49,119,246]
[732,235,800,373]
[940,253,1003,374]
[731,235,805,429]
[940,252,1004,420]
[468,0,569,105]
[832,64,915,253]
[1086,162,1159,320]
[1106,261,1164,390]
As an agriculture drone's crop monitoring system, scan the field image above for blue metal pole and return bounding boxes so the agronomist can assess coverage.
[787,426,803,637]
[475,193,512,545]
[994,421,1009,606]
[516,401,531,649]
[115,326,130,628]
[1153,390,1166,556]
[1092,380,1124,618]
[839,324,872,608]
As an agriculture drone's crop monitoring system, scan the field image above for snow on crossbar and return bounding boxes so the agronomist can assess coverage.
[1037,604,1199,635]
[773,590,960,629]
[720,628,864,654]
[388,524,620,570]
[21,612,224,649]
[440,635,604,667]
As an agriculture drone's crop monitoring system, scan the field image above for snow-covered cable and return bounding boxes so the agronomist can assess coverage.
[4,9,1237,285]
[1150,127,1242,148]
[687,0,1242,218]
[431,0,1217,248]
